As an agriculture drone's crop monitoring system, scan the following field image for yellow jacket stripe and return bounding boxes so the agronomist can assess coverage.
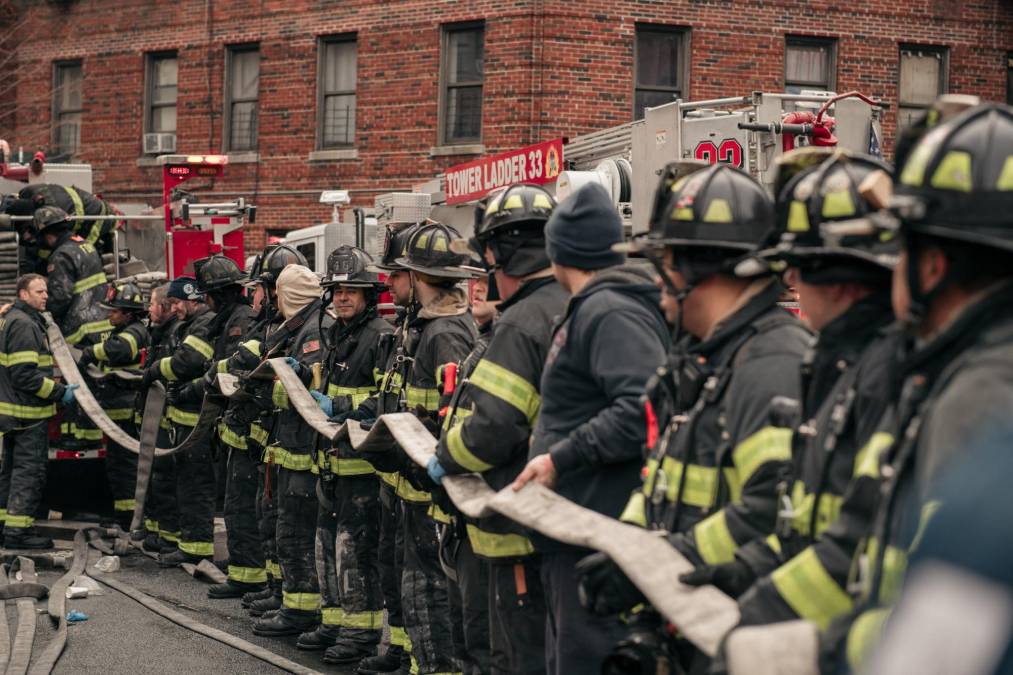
[444,421,493,473]
[0,351,53,367]
[470,359,540,424]
[66,319,115,345]
[770,547,854,630]
[73,271,108,294]
[35,377,56,399]
[465,523,535,558]
[694,511,738,565]
[182,334,214,359]
[159,357,177,381]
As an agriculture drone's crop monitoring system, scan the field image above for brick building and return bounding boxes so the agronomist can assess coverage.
[1,0,1011,248]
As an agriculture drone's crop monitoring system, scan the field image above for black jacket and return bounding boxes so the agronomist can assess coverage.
[150,305,216,423]
[626,280,810,566]
[85,317,151,414]
[529,265,669,554]
[0,301,66,430]
[46,231,110,347]
[436,276,569,560]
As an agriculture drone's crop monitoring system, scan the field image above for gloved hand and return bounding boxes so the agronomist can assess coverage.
[77,348,95,370]
[427,456,447,485]
[679,559,758,598]
[61,383,79,406]
[140,365,158,391]
[310,390,333,417]
[282,356,300,373]
[414,404,440,436]
[575,551,645,616]
[332,408,365,425]
[359,418,376,432]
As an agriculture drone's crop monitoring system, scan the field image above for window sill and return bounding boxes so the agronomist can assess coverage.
[429,144,485,158]
[307,148,359,162]
[135,156,162,167]
[226,152,260,164]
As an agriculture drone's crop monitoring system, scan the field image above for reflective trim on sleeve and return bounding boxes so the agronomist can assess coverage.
[241,340,262,357]
[228,565,268,584]
[444,422,492,473]
[765,533,782,555]
[619,491,647,527]
[120,331,139,359]
[694,511,737,564]
[35,377,56,399]
[662,458,718,509]
[63,185,85,216]
[72,271,108,294]
[731,426,793,488]
[771,548,854,630]
[182,334,214,359]
[853,432,894,479]
[272,380,289,409]
[465,523,535,559]
[93,341,108,361]
[66,319,115,345]
[846,607,891,671]
[159,357,177,381]
[216,359,228,373]
[469,359,540,424]
[429,503,451,524]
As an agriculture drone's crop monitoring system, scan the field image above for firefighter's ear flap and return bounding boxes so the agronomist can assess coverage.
[772,147,836,200]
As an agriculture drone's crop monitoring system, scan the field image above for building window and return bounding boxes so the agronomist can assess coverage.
[53,61,83,157]
[440,22,484,144]
[225,46,260,152]
[318,37,357,148]
[785,37,836,94]
[146,53,178,134]
[634,25,687,120]
[898,46,948,131]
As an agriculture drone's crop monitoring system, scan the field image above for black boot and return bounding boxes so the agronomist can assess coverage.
[324,639,377,665]
[355,647,404,674]
[295,624,341,651]
[3,528,53,550]
[241,585,275,608]
[158,549,204,568]
[248,592,282,617]
[141,534,163,552]
[208,580,266,599]
[252,610,319,637]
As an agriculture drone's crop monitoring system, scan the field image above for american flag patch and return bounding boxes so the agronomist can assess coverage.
[302,340,320,354]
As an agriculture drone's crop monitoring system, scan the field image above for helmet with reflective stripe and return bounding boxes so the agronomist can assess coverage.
[100,282,145,311]
[194,254,246,292]
[322,245,381,288]
[458,183,556,277]
[890,102,1013,252]
[249,244,308,287]
[372,222,421,272]
[760,150,899,274]
[396,222,475,279]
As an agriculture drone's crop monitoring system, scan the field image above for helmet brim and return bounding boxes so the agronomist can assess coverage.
[394,258,478,279]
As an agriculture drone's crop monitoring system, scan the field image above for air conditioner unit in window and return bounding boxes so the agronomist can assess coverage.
[143,133,176,154]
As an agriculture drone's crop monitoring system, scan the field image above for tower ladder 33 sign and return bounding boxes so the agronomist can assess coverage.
[694,138,744,168]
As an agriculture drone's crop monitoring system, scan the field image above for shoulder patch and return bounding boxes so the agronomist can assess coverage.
[302,340,320,354]
[229,326,243,337]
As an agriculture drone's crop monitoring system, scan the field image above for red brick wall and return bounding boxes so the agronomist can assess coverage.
[2,0,1011,250]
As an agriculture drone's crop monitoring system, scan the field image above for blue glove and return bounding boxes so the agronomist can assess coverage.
[61,383,79,406]
[283,356,299,369]
[427,456,447,485]
[310,390,333,417]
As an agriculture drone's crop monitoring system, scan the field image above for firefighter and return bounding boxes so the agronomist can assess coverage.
[349,222,419,675]
[0,274,77,549]
[141,283,182,552]
[240,245,309,619]
[574,165,810,667]
[141,275,217,567]
[426,183,568,674]
[37,205,110,454]
[814,103,1013,672]
[78,282,151,531]
[251,263,331,638]
[299,245,391,664]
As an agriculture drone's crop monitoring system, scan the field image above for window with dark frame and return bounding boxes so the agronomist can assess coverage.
[318,37,357,148]
[225,46,260,152]
[147,53,178,135]
[785,37,836,94]
[53,61,83,157]
[634,26,687,121]
[441,23,484,145]
[898,45,948,131]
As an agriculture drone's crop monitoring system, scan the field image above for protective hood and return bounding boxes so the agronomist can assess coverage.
[276,264,321,319]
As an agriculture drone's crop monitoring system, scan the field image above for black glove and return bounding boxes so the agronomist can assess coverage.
[364,446,403,474]
[575,551,645,616]
[332,408,366,424]
[140,364,158,391]
[678,559,757,598]
[403,461,435,492]
[78,348,96,370]
[359,418,376,431]
[414,404,441,436]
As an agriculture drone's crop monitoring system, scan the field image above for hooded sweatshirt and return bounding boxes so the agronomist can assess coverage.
[529,263,669,554]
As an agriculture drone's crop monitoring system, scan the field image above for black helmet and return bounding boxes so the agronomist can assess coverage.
[322,245,381,288]
[248,244,307,287]
[33,205,71,233]
[100,282,145,312]
[194,254,246,292]
[760,151,899,275]
[889,103,1013,252]
[477,184,555,242]
[396,222,475,279]
[372,222,421,272]
[646,163,773,254]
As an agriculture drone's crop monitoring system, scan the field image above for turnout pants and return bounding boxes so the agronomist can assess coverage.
[401,500,461,675]
[105,416,139,527]
[317,474,383,645]
[377,483,408,656]
[257,462,281,583]
[146,423,180,542]
[490,557,547,675]
[450,533,492,675]
[223,447,266,585]
[172,422,216,558]
[0,422,49,531]
[276,466,321,619]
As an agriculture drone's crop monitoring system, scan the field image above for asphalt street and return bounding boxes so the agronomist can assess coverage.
[9,540,373,675]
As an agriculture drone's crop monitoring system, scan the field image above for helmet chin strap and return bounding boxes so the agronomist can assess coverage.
[642,247,696,345]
